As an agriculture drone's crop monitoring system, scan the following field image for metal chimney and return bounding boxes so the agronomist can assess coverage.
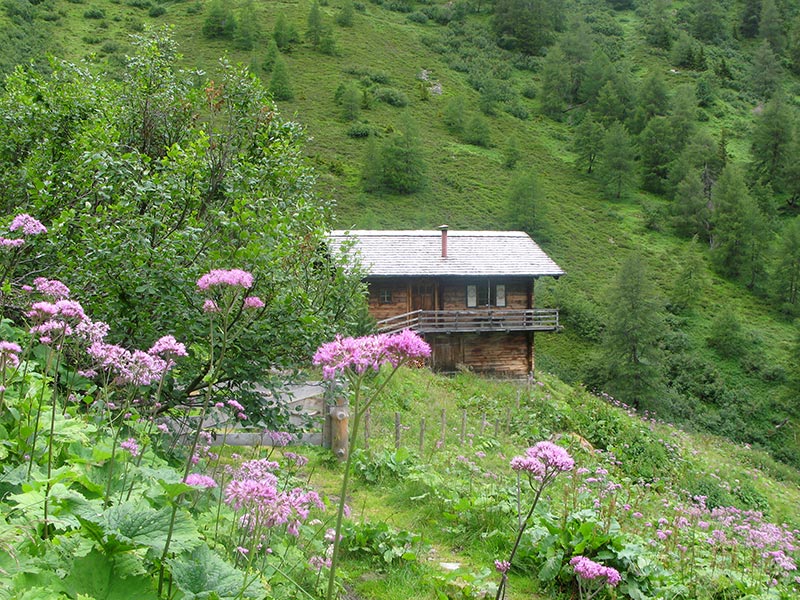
[439,225,448,258]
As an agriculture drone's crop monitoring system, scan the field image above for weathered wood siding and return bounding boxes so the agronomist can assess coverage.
[427,332,531,376]
[367,279,410,321]
[439,279,531,310]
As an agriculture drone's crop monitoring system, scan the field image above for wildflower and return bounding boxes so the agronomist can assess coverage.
[33,277,70,299]
[120,438,140,457]
[510,441,574,482]
[313,330,431,380]
[264,430,295,447]
[9,214,47,236]
[494,560,511,574]
[0,238,25,248]
[202,299,219,313]
[570,555,621,587]
[185,473,218,489]
[309,555,332,571]
[148,335,188,362]
[197,269,254,290]
[243,296,265,309]
[157,423,169,433]
[236,546,249,556]
[0,341,22,369]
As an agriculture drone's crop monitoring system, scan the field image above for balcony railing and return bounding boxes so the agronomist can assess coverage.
[377,309,560,334]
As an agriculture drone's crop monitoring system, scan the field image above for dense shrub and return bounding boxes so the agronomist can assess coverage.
[148,4,165,17]
[83,7,105,18]
[373,87,409,107]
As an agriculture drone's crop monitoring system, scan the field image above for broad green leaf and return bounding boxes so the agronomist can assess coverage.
[104,502,200,555]
[62,549,157,600]
[168,545,263,600]
[537,549,564,582]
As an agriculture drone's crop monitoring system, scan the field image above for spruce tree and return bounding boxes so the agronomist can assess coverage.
[269,55,293,101]
[505,170,541,234]
[711,164,767,285]
[573,114,605,174]
[263,39,279,73]
[443,96,466,133]
[597,122,636,199]
[670,242,706,313]
[379,114,426,194]
[539,45,570,118]
[306,1,324,50]
[274,13,298,50]
[233,0,258,50]
[341,84,360,121]
[751,91,794,191]
[336,0,355,27]
[639,116,677,194]
[463,113,491,147]
[771,217,800,314]
[673,170,711,240]
[202,0,236,39]
[759,0,784,54]
[602,254,664,408]
[750,40,782,99]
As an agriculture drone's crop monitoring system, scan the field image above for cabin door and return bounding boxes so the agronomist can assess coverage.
[412,283,435,311]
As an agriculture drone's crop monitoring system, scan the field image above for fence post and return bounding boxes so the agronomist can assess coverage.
[364,407,371,451]
[330,399,350,462]
[480,413,487,435]
[395,412,401,450]
[419,418,426,454]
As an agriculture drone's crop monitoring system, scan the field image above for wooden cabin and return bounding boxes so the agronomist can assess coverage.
[329,227,565,377]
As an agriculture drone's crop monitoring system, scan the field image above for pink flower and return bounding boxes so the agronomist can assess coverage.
[0,238,25,248]
[510,441,574,482]
[33,277,70,299]
[570,555,621,587]
[148,335,188,359]
[197,269,254,291]
[495,560,511,574]
[243,296,265,309]
[313,331,431,380]
[120,438,140,457]
[9,214,46,235]
[202,299,219,313]
[185,473,218,489]
[0,341,21,369]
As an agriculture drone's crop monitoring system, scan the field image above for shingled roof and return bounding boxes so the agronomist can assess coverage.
[329,230,565,278]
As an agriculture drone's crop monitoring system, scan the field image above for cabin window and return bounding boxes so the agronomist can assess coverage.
[495,284,506,307]
[466,284,491,307]
[466,285,477,308]
[379,288,392,304]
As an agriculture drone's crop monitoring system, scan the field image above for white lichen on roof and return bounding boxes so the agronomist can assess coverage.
[329,230,565,278]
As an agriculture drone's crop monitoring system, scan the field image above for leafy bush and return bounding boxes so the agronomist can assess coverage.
[407,11,428,24]
[148,5,165,17]
[340,521,422,565]
[83,7,105,18]
[353,447,416,483]
[346,123,375,138]
[372,87,409,107]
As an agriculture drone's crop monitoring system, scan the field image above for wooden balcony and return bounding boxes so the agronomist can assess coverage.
[377,309,560,334]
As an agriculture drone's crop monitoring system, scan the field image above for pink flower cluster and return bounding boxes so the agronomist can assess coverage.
[120,437,140,457]
[510,441,574,483]
[197,269,254,291]
[313,330,431,380]
[32,277,70,300]
[185,473,218,489]
[86,334,186,387]
[494,559,511,574]
[569,555,621,587]
[0,341,22,369]
[27,299,89,345]
[9,214,47,236]
[265,430,295,447]
[224,458,324,537]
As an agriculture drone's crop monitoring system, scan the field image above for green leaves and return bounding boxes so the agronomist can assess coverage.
[62,549,158,600]
[168,545,263,599]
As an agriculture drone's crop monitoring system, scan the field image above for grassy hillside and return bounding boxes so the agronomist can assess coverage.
[3,0,800,466]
